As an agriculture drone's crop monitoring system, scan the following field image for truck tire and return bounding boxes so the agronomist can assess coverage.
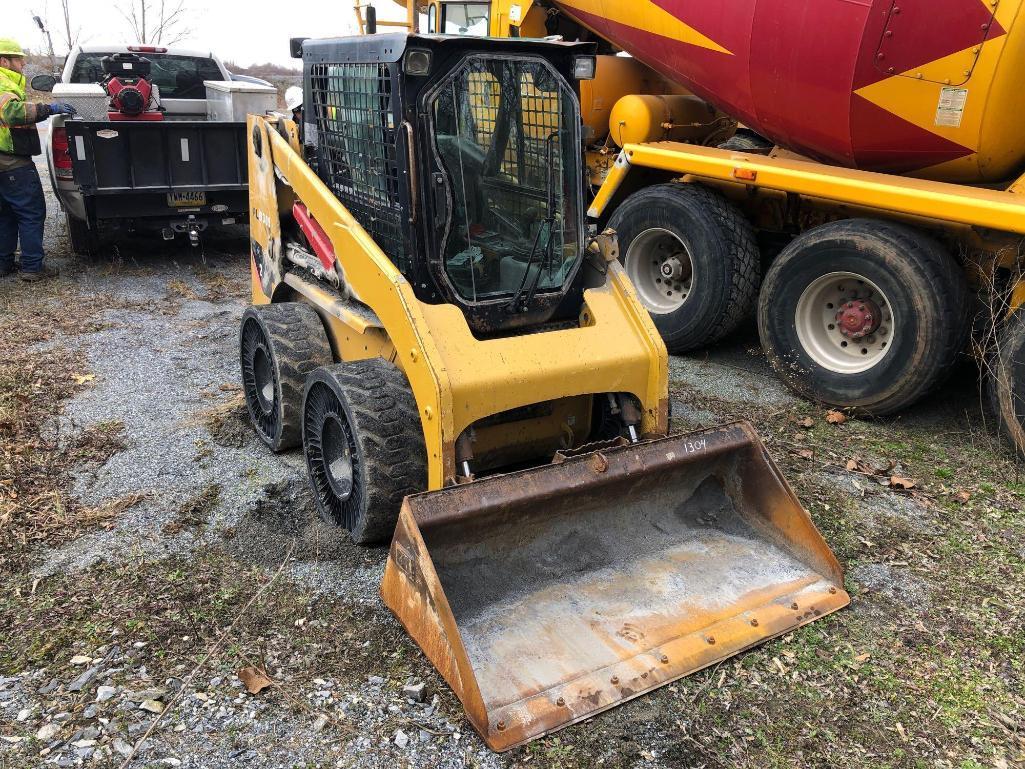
[718,130,774,154]
[608,183,760,353]
[758,219,969,415]
[302,360,427,545]
[240,302,333,452]
[989,310,1025,458]
[66,213,100,258]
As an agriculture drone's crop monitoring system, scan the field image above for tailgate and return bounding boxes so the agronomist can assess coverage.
[65,119,247,195]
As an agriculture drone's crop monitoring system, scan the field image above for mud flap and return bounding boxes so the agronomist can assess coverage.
[381,422,849,751]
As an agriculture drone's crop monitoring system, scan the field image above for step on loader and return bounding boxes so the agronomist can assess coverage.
[241,32,849,751]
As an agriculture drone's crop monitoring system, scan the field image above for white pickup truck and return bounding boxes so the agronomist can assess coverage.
[32,44,274,256]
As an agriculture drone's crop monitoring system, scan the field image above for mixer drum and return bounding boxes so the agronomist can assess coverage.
[555,0,1025,183]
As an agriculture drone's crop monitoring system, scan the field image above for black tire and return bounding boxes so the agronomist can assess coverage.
[302,360,427,545]
[989,310,1025,458]
[240,303,333,452]
[758,218,969,415]
[608,183,761,353]
[66,213,100,258]
[718,130,774,154]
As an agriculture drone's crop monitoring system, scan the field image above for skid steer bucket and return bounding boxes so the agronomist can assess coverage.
[381,422,849,751]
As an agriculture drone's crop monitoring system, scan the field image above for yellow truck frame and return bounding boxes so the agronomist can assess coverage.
[591,141,1025,311]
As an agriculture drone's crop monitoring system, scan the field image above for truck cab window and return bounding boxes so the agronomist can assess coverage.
[441,3,490,35]
[70,53,222,99]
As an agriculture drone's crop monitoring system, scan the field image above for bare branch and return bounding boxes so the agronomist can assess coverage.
[116,0,192,46]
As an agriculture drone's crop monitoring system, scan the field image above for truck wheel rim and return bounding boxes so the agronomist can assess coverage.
[321,414,354,502]
[253,347,275,414]
[241,319,279,441]
[305,382,362,530]
[795,272,894,374]
[625,228,694,314]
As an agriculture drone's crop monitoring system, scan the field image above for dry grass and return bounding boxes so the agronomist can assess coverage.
[0,283,137,571]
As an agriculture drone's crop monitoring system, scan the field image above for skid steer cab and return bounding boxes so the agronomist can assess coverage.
[240,33,849,751]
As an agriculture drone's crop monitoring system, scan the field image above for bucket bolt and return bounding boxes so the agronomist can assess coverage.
[835,299,881,341]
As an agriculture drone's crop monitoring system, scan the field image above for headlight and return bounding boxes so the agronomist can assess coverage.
[572,55,596,80]
[404,49,432,76]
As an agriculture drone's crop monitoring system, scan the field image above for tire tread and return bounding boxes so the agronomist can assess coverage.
[308,360,427,544]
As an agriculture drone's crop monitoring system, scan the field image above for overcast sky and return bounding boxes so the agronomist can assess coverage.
[8,0,412,68]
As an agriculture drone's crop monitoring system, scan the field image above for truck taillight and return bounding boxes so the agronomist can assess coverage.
[128,45,167,53]
[52,127,73,180]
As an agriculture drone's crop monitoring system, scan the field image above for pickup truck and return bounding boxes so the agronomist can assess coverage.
[31,45,275,256]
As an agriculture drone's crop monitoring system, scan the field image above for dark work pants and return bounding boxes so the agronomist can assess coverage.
[0,163,46,273]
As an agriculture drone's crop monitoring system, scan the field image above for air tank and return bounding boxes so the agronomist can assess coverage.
[554,0,1025,183]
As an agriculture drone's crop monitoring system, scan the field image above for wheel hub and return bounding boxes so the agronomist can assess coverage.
[624,228,695,314]
[794,271,894,375]
[660,256,687,281]
[835,299,881,340]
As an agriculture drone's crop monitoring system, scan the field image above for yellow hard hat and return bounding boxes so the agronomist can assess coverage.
[0,39,26,58]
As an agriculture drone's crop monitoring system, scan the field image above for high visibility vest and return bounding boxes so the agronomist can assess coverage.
[0,66,41,157]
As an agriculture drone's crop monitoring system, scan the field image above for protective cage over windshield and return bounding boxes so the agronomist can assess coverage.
[427,55,584,318]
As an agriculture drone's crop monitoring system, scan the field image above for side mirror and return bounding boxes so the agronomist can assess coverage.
[31,74,57,93]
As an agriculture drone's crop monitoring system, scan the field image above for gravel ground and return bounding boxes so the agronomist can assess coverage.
[2,153,1023,768]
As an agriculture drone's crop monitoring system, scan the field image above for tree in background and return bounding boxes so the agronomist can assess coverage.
[58,0,81,53]
[116,0,192,45]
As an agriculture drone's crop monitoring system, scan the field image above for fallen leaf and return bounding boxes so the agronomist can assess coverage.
[237,666,272,695]
[797,417,814,429]
[889,476,917,490]
[72,373,96,385]
[798,449,814,460]
[825,410,847,424]
[954,490,971,504]
[846,457,876,474]
[895,722,907,742]
[854,653,871,663]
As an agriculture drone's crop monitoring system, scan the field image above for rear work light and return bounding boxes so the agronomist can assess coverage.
[51,127,73,180]
[572,55,596,80]
[128,45,167,53]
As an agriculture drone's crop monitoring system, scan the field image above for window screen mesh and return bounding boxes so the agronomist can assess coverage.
[309,62,408,271]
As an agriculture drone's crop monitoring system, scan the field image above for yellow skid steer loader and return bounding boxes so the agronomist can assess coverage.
[241,33,849,751]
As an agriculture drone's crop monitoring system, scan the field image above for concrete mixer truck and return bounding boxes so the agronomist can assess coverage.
[354,0,1025,457]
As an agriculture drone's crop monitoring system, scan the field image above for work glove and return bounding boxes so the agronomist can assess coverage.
[47,102,77,115]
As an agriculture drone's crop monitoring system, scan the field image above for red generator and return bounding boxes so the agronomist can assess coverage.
[101,53,164,121]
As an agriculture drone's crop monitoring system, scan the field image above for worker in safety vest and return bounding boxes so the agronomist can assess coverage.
[0,38,76,281]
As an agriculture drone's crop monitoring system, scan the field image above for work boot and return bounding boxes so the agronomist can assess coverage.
[19,265,60,282]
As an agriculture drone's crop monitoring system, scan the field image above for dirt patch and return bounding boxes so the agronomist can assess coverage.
[197,392,250,449]
[162,482,222,535]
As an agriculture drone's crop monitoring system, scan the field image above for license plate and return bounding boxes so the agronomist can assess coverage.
[167,191,206,208]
